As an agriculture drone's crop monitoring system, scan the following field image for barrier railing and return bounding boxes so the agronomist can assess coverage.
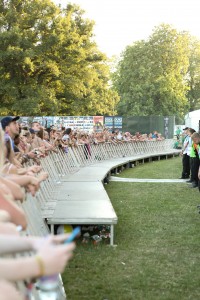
[14,139,175,299]
[27,139,175,222]
[62,139,175,169]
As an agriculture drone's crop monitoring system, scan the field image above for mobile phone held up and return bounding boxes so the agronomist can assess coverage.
[64,226,81,244]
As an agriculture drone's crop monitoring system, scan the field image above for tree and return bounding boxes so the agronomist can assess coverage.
[186,37,200,111]
[0,0,62,114]
[113,24,190,119]
[0,0,119,115]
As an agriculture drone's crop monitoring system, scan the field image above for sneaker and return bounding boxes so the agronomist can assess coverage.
[186,180,193,183]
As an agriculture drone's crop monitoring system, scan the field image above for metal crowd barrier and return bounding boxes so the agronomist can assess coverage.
[15,139,174,299]
[23,139,175,239]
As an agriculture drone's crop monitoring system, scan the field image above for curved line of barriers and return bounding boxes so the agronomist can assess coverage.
[14,139,176,299]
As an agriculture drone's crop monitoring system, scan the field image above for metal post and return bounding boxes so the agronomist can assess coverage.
[110,224,114,246]
[51,224,54,234]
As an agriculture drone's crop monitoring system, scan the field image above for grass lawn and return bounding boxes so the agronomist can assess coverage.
[63,157,200,300]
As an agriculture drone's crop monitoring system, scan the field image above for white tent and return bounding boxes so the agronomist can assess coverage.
[184,109,200,131]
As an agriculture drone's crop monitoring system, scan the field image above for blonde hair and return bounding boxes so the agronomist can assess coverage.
[191,132,200,140]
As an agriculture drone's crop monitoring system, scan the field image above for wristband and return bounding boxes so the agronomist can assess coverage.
[35,255,45,277]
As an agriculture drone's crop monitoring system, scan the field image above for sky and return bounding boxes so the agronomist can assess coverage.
[53,0,200,57]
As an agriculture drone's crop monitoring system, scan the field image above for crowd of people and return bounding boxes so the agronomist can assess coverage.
[0,116,77,300]
[12,122,165,154]
[0,115,165,299]
[1,116,165,169]
[179,127,200,189]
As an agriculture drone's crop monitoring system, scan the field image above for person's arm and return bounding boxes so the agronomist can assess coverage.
[0,256,43,281]
[0,210,11,222]
[4,175,40,192]
[0,191,27,229]
[0,223,20,236]
[37,172,48,183]
[0,177,25,202]
[12,157,23,169]
[0,241,75,281]
[27,165,42,174]
[0,234,73,255]
[2,175,40,197]
[0,235,32,254]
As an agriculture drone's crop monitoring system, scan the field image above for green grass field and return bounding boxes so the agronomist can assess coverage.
[63,157,200,300]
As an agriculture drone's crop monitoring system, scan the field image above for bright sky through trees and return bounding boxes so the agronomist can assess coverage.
[54,0,200,57]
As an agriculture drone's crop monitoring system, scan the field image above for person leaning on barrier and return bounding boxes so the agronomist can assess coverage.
[62,128,77,149]
[3,132,36,171]
[30,121,46,152]
[4,133,22,169]
[1,130,48,181]
[0,127,44,218]
[70,131,78,147]
[16,130,31,155]
[42,129,58,152]
[0,128,76,299]
[62,127,72,142]
[0,116,20,147]
[0,117,31,167]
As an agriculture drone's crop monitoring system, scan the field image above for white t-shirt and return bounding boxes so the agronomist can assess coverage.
[183,135,189,155]
[62,134,70,141]
[186,136,192,156]
[116,132,122,140]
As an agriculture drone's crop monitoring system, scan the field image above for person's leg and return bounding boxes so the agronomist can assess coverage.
[182,154,189,178]
[190,158,195,182]
[192,158,200,187]
[185,154,190,178]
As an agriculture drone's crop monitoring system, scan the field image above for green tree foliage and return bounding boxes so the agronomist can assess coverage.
[0,0,119,115]
[113,24,194,118]
[186,38,200,111]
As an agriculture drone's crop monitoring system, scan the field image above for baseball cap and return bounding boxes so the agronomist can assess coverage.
[1,116,20,130]
[183,127,189,130]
